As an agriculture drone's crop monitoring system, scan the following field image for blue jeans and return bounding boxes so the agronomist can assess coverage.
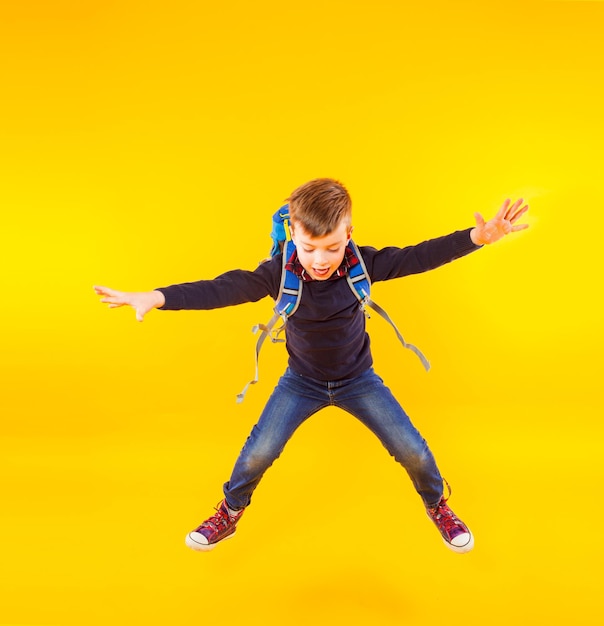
[223,368,444,509]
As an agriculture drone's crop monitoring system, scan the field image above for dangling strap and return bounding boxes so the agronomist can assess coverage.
[237,240,302,402]
[365,298,430,371]
[347,240,430,372]
[236,312,282,403]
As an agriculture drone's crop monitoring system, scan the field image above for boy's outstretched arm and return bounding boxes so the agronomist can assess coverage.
[93,285,165,322]
[470,198,529,246]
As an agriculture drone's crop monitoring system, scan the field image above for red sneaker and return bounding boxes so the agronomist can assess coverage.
[185,500,245,552]
[427,496,474,554]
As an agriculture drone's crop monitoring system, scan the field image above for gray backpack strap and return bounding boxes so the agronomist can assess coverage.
[236,312,282,403]
[365,299,430,372]
[348,240,430,372]
[237,242,302,403]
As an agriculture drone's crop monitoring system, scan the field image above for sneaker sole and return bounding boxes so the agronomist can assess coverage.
[185,530,237,552]
[443,533,474,554]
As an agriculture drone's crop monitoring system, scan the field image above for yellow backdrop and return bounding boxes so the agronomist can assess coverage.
[1,1,602,625]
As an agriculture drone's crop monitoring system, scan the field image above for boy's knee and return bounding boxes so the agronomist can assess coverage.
[393,441,432,470]
[240,449,279,475]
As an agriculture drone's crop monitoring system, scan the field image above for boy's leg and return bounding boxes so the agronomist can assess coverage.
[186,369,327,551]
[334,368,443,506]
[333,368,473,553]
[223,369,328,509]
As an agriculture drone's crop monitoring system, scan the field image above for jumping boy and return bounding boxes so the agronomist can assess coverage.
[94,178,528,554]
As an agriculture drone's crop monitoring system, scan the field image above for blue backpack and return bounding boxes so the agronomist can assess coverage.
[236,205,430,402]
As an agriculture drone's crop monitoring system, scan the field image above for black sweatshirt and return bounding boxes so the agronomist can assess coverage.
[157,228,480,381]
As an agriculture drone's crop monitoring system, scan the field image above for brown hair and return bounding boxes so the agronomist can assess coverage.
[287,178,352,237]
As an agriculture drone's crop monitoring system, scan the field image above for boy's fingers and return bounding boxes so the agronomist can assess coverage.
[510,204,529,222]
[95,286,126,304]
[505,198,523,220]
[495,199,511,219]
[474,212,485,227]
[94,285,115,295]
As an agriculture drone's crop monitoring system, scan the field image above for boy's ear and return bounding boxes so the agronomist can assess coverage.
[347,225,354,241]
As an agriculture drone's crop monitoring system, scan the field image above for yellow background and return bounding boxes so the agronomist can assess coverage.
[1,1,603,624]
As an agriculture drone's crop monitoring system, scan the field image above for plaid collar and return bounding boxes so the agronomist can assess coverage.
[284,244,359,282]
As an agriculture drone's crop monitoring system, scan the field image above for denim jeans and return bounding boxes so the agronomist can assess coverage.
[223,368,444,510]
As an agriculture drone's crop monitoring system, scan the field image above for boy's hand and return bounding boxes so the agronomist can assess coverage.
[470,198,529,246]
[94,285,165,322]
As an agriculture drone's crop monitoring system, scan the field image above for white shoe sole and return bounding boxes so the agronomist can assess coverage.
[444,532,474,554]
[185,530,237,552]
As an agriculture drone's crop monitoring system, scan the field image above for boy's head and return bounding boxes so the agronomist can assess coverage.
[287,178,352,237]
[287,178,353,281]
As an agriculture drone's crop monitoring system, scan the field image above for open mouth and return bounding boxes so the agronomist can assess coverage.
[312,268,331,278]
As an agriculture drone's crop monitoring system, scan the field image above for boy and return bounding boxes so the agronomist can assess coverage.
[95,178,528,554]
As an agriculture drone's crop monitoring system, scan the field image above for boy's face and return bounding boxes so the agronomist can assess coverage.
[291,218,352,281]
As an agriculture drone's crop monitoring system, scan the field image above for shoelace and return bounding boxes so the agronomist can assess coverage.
[431,502,461,527]
[197,503,232,532]
[428,479,463,534]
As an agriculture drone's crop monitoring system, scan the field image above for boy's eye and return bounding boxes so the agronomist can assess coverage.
[301,246,340,253]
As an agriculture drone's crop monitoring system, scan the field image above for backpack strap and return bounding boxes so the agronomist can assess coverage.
[237,239,301,403]
[274,238,302,318]
[346,240,372,303]
[346,240,431,372]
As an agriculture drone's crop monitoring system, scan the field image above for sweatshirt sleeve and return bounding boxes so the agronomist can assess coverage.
[155,255,282,310]
[362,228,482,282]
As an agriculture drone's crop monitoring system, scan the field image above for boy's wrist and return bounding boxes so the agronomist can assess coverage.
[469,228,483,246]
[152,290,166,308]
